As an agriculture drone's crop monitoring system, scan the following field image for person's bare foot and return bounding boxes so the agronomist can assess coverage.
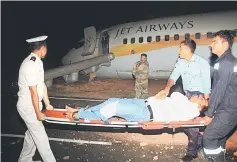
[65,105,78,113]
[64,105,79,119]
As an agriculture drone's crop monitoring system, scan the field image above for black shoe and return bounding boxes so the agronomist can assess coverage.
[181,154,197,162]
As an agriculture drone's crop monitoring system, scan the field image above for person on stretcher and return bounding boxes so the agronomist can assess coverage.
[65,92,208,122]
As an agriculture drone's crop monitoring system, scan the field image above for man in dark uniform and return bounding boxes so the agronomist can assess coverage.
[201,30,237,162]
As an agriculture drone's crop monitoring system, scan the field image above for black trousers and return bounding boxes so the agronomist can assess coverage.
[184,91,204,157]
[184,128,203,157]
[203,107,237,157]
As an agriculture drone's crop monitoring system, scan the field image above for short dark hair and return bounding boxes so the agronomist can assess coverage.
[214,30,234,48]
[141,53,147,57]
[180,39,196,53]
[29,40,47,52]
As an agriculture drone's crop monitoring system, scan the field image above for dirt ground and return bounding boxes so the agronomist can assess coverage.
[49,78,167,99]
[48,78,237,151]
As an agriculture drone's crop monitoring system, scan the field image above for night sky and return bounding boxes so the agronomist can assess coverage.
[2,1,237,91]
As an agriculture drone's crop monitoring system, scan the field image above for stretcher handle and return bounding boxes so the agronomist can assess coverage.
[141,124,165,130]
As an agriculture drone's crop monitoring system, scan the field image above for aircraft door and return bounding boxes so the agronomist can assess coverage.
[81,26,97,56]
[100,31,110,54]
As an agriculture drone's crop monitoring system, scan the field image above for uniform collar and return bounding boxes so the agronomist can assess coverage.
[190,54,197,62]
[184,54,197,63]
[216,48,231,62]
[138,61,148,64]
[30,52,41,60]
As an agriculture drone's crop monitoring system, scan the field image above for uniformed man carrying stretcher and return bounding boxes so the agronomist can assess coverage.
[201,30,237,162]
[16,35,56,162]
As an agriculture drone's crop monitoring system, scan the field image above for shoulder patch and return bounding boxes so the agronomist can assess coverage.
[136,61,141,64]
[136,61,141,66]
[30,56,36,62]
[234,65,237,72]
[214,63,219,70]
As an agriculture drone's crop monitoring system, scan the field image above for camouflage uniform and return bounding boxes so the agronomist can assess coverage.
[132,61,149,99]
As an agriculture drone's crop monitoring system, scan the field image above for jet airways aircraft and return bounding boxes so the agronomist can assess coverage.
[48,10,237,84]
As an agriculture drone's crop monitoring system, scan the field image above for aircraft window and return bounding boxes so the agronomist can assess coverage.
[147,36,152,42]
[207,32,213,38]
[165,35,169,41]
[156,36,160,42]
[139,37,143,43]
[231,30,237,37]
[195,33,201,39]
[174,34,179,41]
[185,33,190,40]
[131,38,135,44]
[123,38,127,44]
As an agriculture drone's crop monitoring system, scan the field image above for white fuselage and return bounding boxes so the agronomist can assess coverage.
[63,11,237,80]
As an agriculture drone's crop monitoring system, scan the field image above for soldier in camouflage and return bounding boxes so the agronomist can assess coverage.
[132,53,149,99]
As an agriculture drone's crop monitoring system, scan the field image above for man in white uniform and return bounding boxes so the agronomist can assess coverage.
[17,35,56,162]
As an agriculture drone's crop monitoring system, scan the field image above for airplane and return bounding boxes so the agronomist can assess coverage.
[45,10,237,86]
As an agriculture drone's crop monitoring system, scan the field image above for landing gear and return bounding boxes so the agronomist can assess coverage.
[89,73,96,82]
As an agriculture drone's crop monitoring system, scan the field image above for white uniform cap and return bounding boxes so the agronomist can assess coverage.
[26,35,48,43]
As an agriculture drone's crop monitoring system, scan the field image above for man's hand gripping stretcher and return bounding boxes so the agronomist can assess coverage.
[61,92,209,125]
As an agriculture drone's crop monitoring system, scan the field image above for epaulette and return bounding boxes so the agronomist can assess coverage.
[135,61,140,64]
[136,61,141,66]
[30,56,36,62]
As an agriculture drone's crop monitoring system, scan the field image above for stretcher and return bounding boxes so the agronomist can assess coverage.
[43,109,207,132]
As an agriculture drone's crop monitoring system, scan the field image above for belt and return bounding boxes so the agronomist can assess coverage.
[145,100,153,120]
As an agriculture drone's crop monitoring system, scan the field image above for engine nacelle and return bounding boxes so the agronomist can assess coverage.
[63,72,79,83]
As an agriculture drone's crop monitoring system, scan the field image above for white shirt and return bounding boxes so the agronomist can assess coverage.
[17,53,45,107]
[146,92,200,122]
